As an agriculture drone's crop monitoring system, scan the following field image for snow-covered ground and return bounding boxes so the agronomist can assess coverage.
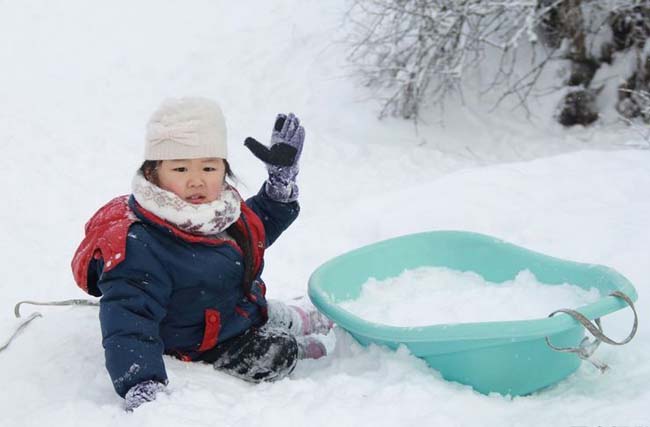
[0,1,648,426]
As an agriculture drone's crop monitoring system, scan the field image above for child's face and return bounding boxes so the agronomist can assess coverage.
[156,158,227,204]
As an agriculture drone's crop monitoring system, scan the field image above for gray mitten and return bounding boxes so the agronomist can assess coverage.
[244,113,305,202]
[124,380,166,412]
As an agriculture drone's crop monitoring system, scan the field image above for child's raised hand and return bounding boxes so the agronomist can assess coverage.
[244,113,305,203]
[244,113,304,168]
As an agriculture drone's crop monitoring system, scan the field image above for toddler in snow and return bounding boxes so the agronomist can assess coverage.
[71,98,333,411]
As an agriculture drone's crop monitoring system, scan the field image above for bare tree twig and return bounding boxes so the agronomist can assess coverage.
[345,0,554,122]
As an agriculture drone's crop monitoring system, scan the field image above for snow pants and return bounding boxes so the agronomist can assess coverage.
[197,326,299,383]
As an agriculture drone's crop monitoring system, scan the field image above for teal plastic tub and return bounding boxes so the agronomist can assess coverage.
[308,231,638,396]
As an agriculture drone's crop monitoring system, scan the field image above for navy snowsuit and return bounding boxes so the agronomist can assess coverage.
[73,186,298,397]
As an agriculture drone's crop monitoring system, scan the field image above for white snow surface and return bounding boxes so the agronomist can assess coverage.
[0,1,648,426]
[339,268,602,326]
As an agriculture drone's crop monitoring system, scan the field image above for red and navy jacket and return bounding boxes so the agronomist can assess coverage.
[71,185,299,397]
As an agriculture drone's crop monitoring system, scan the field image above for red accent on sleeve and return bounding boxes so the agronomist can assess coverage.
[198,309,222,352]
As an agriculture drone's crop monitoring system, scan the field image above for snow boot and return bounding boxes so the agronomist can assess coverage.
[290,305,334,335]
[267,301,334,336]
[295,335,327,360]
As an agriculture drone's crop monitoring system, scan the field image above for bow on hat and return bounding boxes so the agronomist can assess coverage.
[147,121,200,147]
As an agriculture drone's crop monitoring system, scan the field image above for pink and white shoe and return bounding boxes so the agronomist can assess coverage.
[295,335,327,359]
[267,300,335,336]
[290,305,334,336]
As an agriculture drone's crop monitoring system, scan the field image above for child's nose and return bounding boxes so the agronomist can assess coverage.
[188,173,204,187]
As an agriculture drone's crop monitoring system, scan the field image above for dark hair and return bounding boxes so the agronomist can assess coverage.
[137,159,253,292]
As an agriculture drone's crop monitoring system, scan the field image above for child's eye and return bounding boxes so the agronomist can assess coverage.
[172,167,188,172]
[203,167,217,172]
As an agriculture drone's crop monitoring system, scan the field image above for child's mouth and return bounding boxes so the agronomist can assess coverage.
[186,195,206,204]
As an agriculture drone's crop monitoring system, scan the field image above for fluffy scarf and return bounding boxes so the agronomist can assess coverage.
[131,171,241,236]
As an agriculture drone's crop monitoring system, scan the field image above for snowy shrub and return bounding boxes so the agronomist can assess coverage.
[610,3,650,51]
[346,0,650,128]
[614,5,650,126]
[557,87,600,126]
[345,0,551,121]
[618,87,650,145]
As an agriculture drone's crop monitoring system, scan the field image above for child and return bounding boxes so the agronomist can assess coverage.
[71,98,333,411]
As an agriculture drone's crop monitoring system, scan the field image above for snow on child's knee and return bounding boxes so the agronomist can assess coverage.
[338,267,601,326]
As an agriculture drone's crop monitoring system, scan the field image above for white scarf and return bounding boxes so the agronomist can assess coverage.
[132,171,241,236]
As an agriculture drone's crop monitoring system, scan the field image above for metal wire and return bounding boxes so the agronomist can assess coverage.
[545,291,638,373]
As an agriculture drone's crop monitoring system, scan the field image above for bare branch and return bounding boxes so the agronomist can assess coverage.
[345,0,553,122]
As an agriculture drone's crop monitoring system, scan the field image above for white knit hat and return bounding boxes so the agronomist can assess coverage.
[144,97,228,160]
